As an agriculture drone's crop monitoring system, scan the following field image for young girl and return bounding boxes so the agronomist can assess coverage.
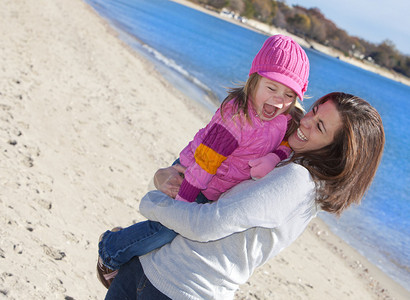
[97,34,310,287]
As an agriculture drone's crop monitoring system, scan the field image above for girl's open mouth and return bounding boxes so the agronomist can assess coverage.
[262,103,277,119]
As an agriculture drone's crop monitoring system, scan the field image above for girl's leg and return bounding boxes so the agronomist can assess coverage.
[105,257,171,300]
[196,192,212,204]
[99,220,177,270]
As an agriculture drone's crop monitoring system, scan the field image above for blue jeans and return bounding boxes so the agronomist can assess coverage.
[99,158,211,270]
[99,220,177,270]
[105,256,170,300]
[99,191,209,270]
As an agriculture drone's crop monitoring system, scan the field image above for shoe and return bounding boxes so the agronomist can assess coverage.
[96,227,122,289]
[97,256,118,289]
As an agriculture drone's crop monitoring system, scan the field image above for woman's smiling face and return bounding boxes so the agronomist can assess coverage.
[289,100,342,153]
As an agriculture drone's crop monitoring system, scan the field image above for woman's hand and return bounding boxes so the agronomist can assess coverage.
[153,164,186,198]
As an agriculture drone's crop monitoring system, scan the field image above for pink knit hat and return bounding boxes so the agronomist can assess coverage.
[249,35,309,100]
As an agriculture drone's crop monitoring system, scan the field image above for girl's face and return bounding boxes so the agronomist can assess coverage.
[289,100,342,153]
[251,77,296,121]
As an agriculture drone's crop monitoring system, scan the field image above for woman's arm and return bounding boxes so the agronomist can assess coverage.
[140,163,315,242]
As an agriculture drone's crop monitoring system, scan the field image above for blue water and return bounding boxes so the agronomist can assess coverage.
[85,0,410,291]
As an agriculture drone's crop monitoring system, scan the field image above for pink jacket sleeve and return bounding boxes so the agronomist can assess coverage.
[177,105,241,202]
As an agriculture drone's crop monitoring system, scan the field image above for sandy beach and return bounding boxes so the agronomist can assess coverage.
[0,0,409,299]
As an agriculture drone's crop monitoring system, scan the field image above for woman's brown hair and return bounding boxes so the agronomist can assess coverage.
[220,73,304,139]
[292,92,385,215]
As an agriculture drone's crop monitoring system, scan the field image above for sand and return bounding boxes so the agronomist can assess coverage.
[0,0,409,299]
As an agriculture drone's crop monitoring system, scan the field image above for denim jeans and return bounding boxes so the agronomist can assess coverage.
[99,220,177,270]
[99,158,211,270]
[99,189,210,270]
[105,257,171,300]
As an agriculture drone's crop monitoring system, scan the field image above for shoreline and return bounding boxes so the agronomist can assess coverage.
[172,0,410,87]
[0,0,408,299]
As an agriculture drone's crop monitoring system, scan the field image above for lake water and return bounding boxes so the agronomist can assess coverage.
[85,0,410,291]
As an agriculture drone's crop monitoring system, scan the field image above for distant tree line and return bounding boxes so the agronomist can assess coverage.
[190,0,410,78]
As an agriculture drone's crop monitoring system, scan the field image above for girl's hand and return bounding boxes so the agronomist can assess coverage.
[249,153,281,179]
[153,164,186,198]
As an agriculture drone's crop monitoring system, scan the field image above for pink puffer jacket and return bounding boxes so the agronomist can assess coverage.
[178,99,289,202]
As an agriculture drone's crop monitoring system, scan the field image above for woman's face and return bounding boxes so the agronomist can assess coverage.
[289,100,342,153]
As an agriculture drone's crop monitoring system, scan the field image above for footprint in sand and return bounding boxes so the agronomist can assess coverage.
[42,244,66,260]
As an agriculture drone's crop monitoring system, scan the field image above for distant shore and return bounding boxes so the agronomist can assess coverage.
[172,0,410,87]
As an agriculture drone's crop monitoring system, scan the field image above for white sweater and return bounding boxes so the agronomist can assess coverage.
[139,163,318,300]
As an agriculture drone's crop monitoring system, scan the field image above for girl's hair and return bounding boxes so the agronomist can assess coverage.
[220,73,304,138]
[291,92,385,215]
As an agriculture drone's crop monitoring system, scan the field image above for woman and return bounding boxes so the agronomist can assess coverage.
[104,92,385,300]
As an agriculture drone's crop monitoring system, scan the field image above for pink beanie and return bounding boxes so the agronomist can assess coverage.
[249,35,309,100]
